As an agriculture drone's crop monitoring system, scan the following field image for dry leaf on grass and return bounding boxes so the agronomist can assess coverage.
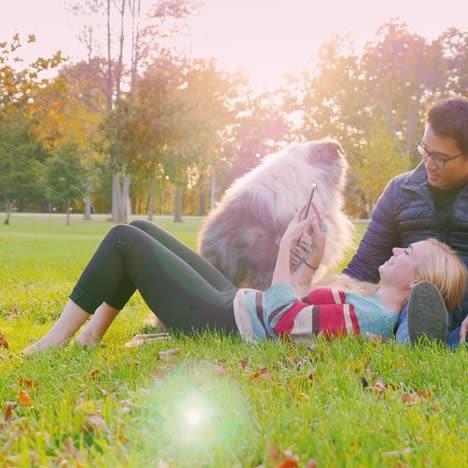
[0,334,9,349]
[124,333,170,348]
[240,356,250,369]
[18,389,33,407]
[383,448,413,457]
[9,304,20,318]
[268,445,300,468]
[158,348,180,359]
[402,389,432,405]
[82,413,108,433]
[213,366,228,376]
[4,401,17,421]
[18,377,38,389]
[250,368,274,382]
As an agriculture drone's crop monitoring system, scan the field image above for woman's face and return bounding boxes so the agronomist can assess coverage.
[378,241,432,288]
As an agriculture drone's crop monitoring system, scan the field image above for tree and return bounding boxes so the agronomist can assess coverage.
[30,60,107,218]
[362,19,447,160]
[44,142,88,224]
[0,111,47,222]
[0,34,64,119]
[437,27,468,96]
[68,0,202,223]
[356,120,409,216]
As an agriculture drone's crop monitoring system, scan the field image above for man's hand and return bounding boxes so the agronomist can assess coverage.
[459,315,468,344]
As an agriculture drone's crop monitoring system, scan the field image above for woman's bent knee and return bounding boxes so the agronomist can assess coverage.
[129,219,153,231]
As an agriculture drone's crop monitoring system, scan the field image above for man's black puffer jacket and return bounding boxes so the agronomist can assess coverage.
[344,163,468,324]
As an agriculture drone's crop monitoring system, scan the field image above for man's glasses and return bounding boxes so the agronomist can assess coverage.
[416,138,465,168]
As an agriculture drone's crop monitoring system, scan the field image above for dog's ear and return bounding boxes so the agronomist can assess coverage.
[324,140,345,158]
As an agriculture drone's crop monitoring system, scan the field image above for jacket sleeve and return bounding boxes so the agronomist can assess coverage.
[343,177,400,283]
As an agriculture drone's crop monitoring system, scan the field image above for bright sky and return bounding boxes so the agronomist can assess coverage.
[2,0,467,89]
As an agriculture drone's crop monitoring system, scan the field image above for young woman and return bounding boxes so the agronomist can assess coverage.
[23,202,466,352]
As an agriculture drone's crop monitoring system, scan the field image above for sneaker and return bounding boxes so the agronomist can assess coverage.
[408,281,448,344]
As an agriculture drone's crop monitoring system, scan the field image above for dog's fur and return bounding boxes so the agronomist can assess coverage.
[198,139,353,291]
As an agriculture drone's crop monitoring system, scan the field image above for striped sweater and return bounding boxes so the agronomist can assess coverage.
[233,282,399,342]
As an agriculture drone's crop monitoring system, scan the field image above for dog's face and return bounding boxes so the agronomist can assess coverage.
[290,139,348,189]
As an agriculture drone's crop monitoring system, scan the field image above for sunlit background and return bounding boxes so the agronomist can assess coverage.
[1,0,467,221]
[3,0,467,88]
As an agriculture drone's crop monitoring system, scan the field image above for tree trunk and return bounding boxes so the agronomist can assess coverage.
[112,173,130,224]
[173,185,184,222]
[198,174,206,216]
[112,174,122,222]
[84,195,92,220]
[210,174,217,211]
[147,184,155,222]
[4,199,14,225]
[123,175,131,223]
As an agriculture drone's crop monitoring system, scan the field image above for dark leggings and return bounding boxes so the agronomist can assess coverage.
[69,220,238,333]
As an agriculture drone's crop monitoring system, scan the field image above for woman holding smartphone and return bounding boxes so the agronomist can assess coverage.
[23,199,466,352]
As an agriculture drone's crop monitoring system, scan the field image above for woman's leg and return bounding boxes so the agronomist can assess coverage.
[76,303,120,346]
[69,223,238,333]
[23,300,91,352]
[129,219,232,291]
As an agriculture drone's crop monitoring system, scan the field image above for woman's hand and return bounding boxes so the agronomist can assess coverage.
[280,200,328,260]
[280,205,314,249]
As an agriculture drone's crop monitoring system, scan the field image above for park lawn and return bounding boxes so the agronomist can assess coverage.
[0,216,466,467]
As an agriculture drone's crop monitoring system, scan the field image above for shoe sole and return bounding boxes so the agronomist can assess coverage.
[408,281,448,344]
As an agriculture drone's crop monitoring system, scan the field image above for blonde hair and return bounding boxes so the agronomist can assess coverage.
[312,239,466,312]
[412,239,466,311]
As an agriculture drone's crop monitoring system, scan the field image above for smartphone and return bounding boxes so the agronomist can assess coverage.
[301,183,317,221]
[296,182,317,245]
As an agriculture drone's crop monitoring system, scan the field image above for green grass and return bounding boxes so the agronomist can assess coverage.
[0,216,466,467]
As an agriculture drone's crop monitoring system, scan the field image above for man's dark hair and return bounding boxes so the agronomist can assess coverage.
[427,97,468,154]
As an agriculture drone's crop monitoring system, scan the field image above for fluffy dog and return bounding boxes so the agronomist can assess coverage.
[198,139,353,291]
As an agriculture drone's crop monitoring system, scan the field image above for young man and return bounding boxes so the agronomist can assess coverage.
[343,97,468,347]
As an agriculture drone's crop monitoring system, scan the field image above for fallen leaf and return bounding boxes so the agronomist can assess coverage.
[367,380,387,394]
[158,348,180,359]
[18,389,33,407]
[18,377,38,389]
[268,444,280,464]
[277,449,300,468]
[119,399,135,414]
[124,333,170,348]
[157,461,172,468]
[82,413,108,433]
[402,389,432,405]
[213,366,227,376]
[0,334,9,349]
[251,368,274,381]
[305,460,318,468]
[5,401,17,421]
[64,436,82,458]
[88,369,101,378]
[240,356,250,369]
[152,367,167,379]
[383,448,413,457]
[9,304,19,317]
